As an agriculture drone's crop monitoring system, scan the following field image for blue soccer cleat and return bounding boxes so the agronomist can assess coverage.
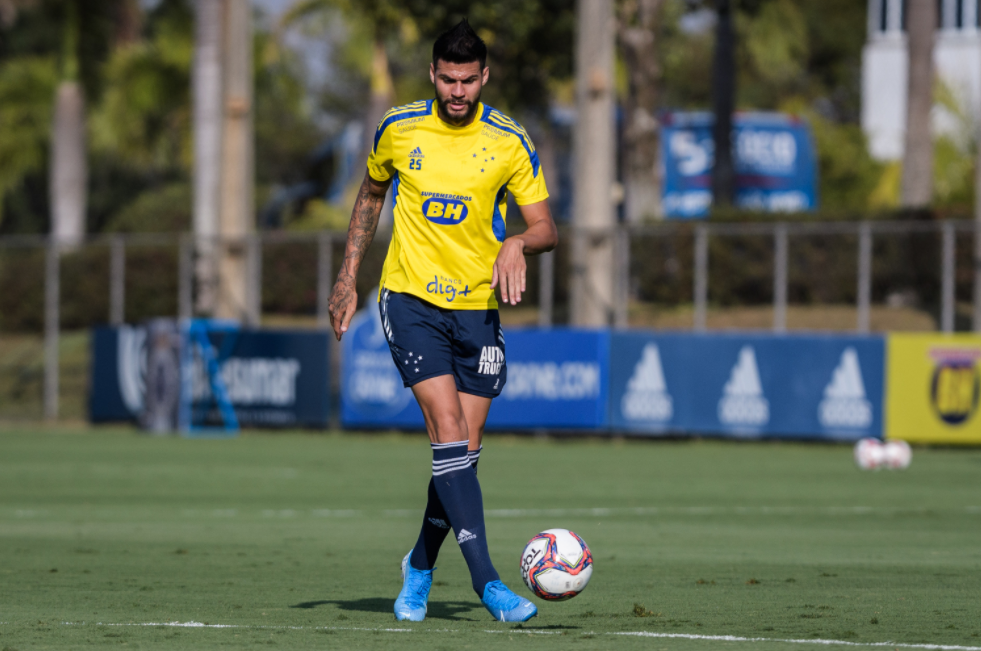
[394,551,433,622]
[481,580,538,622]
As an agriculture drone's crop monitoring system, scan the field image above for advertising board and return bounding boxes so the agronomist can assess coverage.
[885,334,981,444]
[610,332,884,439]
[486,329,609,430]
[89,324,330,429]
[661,112,818,218]
[341,296,610,430]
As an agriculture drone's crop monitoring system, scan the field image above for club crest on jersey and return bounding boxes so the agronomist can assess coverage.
[478,346,504,375]
[422,197,469,225]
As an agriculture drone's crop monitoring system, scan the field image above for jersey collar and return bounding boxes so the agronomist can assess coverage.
[432,101,485,133]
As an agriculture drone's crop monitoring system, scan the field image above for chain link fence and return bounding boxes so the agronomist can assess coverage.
[2,220,978,422]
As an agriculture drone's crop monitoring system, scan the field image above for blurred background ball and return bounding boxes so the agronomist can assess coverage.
[854,438,885,470]
[520,528,593,601]
[883,440,912,469]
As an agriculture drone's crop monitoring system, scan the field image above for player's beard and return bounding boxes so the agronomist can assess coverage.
[435,90,481,126]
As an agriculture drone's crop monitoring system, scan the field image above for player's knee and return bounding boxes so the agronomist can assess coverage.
[429,410,469,443]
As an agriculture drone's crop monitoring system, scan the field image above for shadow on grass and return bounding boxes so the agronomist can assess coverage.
[290,598,479,621]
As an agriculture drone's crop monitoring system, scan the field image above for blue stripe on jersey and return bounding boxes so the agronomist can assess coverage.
[481,107,541,178]
[392,171,401,208]
[492,185,507,243]
[373,100,433,153]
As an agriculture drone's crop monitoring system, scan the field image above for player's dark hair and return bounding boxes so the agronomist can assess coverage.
[432,18,487,70]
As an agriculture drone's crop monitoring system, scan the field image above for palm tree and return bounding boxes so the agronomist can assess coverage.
[901,0,936,208]
[50,0,86,247]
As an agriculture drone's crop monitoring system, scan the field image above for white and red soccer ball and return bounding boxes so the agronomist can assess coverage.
[520,529,592,600]
[854,438,912,470]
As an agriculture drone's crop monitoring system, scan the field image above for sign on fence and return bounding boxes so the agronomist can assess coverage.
[90,324,330,429]
[609,333,884,440]
[341,299,425,429]
[886,334,981,444]
[341,297,610,430]
[661,112,818,218]
[486,329,609,429]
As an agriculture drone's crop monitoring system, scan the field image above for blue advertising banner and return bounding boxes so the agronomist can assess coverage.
[89,324,330,428]
[341,300,425,429]
[486,329,609,430]
[661,112,818,219]
[609,333,884,440]
[341,296,610,430]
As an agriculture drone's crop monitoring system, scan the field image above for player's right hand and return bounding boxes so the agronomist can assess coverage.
[328,278,357,341]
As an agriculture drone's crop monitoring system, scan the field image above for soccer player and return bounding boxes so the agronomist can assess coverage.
[327,19,558,623]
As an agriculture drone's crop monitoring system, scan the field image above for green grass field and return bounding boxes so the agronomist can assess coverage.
[0,426,978,650]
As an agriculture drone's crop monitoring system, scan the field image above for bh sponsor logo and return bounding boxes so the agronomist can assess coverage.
[621,343,673,422]
[422,197,469,225]
[928,347,981,425]
[479,346,504,375]
[818,347,873,429]
[718,346,769,427]
[426,275,471,303]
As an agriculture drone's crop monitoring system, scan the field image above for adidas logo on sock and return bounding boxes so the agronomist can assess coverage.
[457,529,477,544]
[428,517,450,529]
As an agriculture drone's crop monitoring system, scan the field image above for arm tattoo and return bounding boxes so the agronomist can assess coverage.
[337,176,385,285]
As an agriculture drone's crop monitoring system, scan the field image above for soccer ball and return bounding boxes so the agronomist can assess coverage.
[520,529,592,601]
[883,440,912,469]
[854,438,885,470]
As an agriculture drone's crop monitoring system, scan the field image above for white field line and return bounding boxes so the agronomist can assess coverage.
[5,506,980,521]
[614,631,981,651]
[49,621,981,650]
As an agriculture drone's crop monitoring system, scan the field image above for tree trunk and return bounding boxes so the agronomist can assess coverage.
[366,31,395,227]
[50,1,85,248]
[113,0,142,46]
[50,80,86,247]
[901,0,936,208]
[193,0,223,316]
[619,0,665,223]
[216,0,255,323]
[711,0,736,209]
[571,0,616,326]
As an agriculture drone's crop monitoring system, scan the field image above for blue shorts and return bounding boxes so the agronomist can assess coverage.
[380,289,506,398]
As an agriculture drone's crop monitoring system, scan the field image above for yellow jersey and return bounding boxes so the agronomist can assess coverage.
[367,100,549,310]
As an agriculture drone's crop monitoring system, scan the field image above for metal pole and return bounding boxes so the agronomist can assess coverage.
[773,223,788,333]
[110,235,125,325]
[942,221,955,333]
[694,225,708,332]
[857,223,872,333]
[317,232,333,328]
[179,234,193,320]
[246,234,262,326]
[614,226,630,328]
[44,240,60,421]
[538,250,554,328]
[974,118,981,330]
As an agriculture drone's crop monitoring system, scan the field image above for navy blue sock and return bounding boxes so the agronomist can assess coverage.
[409,445,483,571]
[429,441,499,596]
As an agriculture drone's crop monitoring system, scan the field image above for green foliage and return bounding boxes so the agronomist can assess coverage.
[740,0,809,107]
[0,56,56,229]
[89,10,193,174]
[793,106,886,212]
[103,182,191,233]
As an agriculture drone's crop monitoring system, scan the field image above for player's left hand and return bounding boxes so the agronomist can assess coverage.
[491,237,526,305]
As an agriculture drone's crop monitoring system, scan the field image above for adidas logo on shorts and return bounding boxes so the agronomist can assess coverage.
[457,529,477,544]
[478,346,504,375]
